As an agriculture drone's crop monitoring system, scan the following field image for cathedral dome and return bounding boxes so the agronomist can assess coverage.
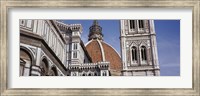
[86,39,122,76]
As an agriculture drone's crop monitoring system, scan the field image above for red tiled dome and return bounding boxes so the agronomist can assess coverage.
[86,39,122,75]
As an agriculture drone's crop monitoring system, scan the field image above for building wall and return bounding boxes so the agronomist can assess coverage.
[120,20,160,76]
[20,20,66,63]
[56,21,110,76]
[20,20,67,76]
[56,22,92,64]
[20,43,65,76]
[69,62,110,76]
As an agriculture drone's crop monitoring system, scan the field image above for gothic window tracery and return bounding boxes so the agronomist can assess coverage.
[141,46,147,61]
[131,46,137,62]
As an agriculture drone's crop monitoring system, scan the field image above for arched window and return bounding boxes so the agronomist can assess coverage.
[129,20,135,29]
[94,73,97,76]
[141,46,147,61]
[20,49,32,76]
[49,70,55,76]
[49,67,58,76]
[131,46,137,61]
[40,58,49,76]
[138,20,144,28]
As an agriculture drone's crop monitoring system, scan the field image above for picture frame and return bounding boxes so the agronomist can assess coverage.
[0,0,199,95]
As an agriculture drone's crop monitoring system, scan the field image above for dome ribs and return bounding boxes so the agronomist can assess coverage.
[86,40,122,75]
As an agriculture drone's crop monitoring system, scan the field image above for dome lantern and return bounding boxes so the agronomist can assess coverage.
[88,20,103,41]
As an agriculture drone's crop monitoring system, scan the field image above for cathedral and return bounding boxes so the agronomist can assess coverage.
[19,19,160,76]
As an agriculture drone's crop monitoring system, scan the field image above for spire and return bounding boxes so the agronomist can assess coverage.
[88,20,103,41]
[93,20,98,25]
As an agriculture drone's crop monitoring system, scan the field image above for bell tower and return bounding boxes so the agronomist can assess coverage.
[120,20,160,76]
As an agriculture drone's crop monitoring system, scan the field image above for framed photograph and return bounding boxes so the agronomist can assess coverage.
[1,0,199,95]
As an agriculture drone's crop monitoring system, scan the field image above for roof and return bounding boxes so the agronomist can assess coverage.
[85,39,122,75]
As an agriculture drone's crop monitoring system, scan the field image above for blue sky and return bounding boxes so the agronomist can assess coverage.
[62,20,180,76]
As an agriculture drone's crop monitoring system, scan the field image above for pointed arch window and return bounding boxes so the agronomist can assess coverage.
[141,46,147,61]
[49,70,56,76]
[131,46,137,61]
[129,20,135,29]
[49,67,58,76]
[40,58,49,76]
[138,20,144,28]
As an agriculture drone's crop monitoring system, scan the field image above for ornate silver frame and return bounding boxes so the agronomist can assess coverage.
[0,0,199,95]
